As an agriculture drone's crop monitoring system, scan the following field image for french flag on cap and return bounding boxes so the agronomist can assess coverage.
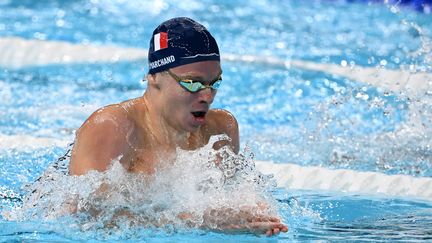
[154,32,168,51]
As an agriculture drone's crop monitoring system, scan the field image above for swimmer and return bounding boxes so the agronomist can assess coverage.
[68,17,288,236]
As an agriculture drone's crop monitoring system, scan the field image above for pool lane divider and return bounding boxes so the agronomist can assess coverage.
[1,133,431,201]
[0,37,147,68]
[255,161,432,201]
[0,134,69,149]
[1,37,431,98]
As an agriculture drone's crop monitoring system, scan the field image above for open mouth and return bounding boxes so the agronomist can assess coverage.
[191,111,206,118]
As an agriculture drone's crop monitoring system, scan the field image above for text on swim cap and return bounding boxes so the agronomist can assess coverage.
[149,55,176,70]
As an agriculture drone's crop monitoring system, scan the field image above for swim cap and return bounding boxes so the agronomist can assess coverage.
[148,17,220,74]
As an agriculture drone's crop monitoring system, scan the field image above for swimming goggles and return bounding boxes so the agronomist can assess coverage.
[166,69,222,93]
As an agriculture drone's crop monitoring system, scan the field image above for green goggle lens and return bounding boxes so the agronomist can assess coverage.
[167,69,222,93]
[178,79,222,93]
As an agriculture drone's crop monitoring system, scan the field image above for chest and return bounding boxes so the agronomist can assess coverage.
[121,148,169,174]
[121,132,208,174]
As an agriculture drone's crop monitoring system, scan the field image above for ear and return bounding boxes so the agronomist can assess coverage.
[146,73,160,90]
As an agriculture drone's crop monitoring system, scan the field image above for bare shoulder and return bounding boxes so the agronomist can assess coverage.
[69,104,134,175]
[207,109,238,130]
[205,109,239,153]
[77,104,133,137]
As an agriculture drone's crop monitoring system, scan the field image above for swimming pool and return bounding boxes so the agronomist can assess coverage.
[1,0,432,241]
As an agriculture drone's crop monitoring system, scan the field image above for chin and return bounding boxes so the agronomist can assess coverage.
[186,125,201,133]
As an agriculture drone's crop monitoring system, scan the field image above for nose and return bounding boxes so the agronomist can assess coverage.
[197,87,216,104]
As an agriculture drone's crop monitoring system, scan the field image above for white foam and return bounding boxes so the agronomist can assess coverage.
[9,136,276,226]
[1,37,431,97]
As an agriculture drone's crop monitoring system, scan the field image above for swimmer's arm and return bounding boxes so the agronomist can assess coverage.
[69,106,131,175]
[208,109,240,154]
[222,110,239,154]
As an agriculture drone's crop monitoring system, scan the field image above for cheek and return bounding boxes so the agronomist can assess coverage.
[163,88,193,110]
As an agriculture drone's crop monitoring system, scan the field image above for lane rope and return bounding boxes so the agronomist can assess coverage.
[1,37,431,97]
[255,161,432,201]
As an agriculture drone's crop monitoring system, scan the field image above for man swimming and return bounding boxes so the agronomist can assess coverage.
[68,17,288,236]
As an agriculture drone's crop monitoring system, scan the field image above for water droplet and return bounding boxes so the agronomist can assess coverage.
[56,10,66,18]
[33,32,46,40]
[210,5,220,12]
[340,60,348,67]
[90,7,98,15]
[56,19,65,27]
[276,42,286,49]
[294,89,303,97]
[390,6,399,14]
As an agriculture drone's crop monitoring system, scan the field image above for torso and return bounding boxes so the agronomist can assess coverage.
[69,97,237,176]
[117,99,211,174]
[121,133,207,174]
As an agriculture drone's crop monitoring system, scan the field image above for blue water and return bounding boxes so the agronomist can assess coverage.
[1,0,432,241]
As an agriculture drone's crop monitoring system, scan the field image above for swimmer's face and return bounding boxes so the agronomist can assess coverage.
[155,60,221,132]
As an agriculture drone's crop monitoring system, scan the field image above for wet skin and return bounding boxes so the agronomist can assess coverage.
[68,60,288,236]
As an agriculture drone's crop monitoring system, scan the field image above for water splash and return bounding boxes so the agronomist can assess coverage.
[3,135,293,237]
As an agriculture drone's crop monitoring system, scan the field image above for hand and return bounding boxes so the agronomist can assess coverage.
[241,204,288,236]
[245,216,288,237]
[203,206,288,236]
[216,215,288,236]
[229,212,288,236]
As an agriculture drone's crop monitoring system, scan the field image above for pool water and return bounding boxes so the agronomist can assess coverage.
[1,0,432,241]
